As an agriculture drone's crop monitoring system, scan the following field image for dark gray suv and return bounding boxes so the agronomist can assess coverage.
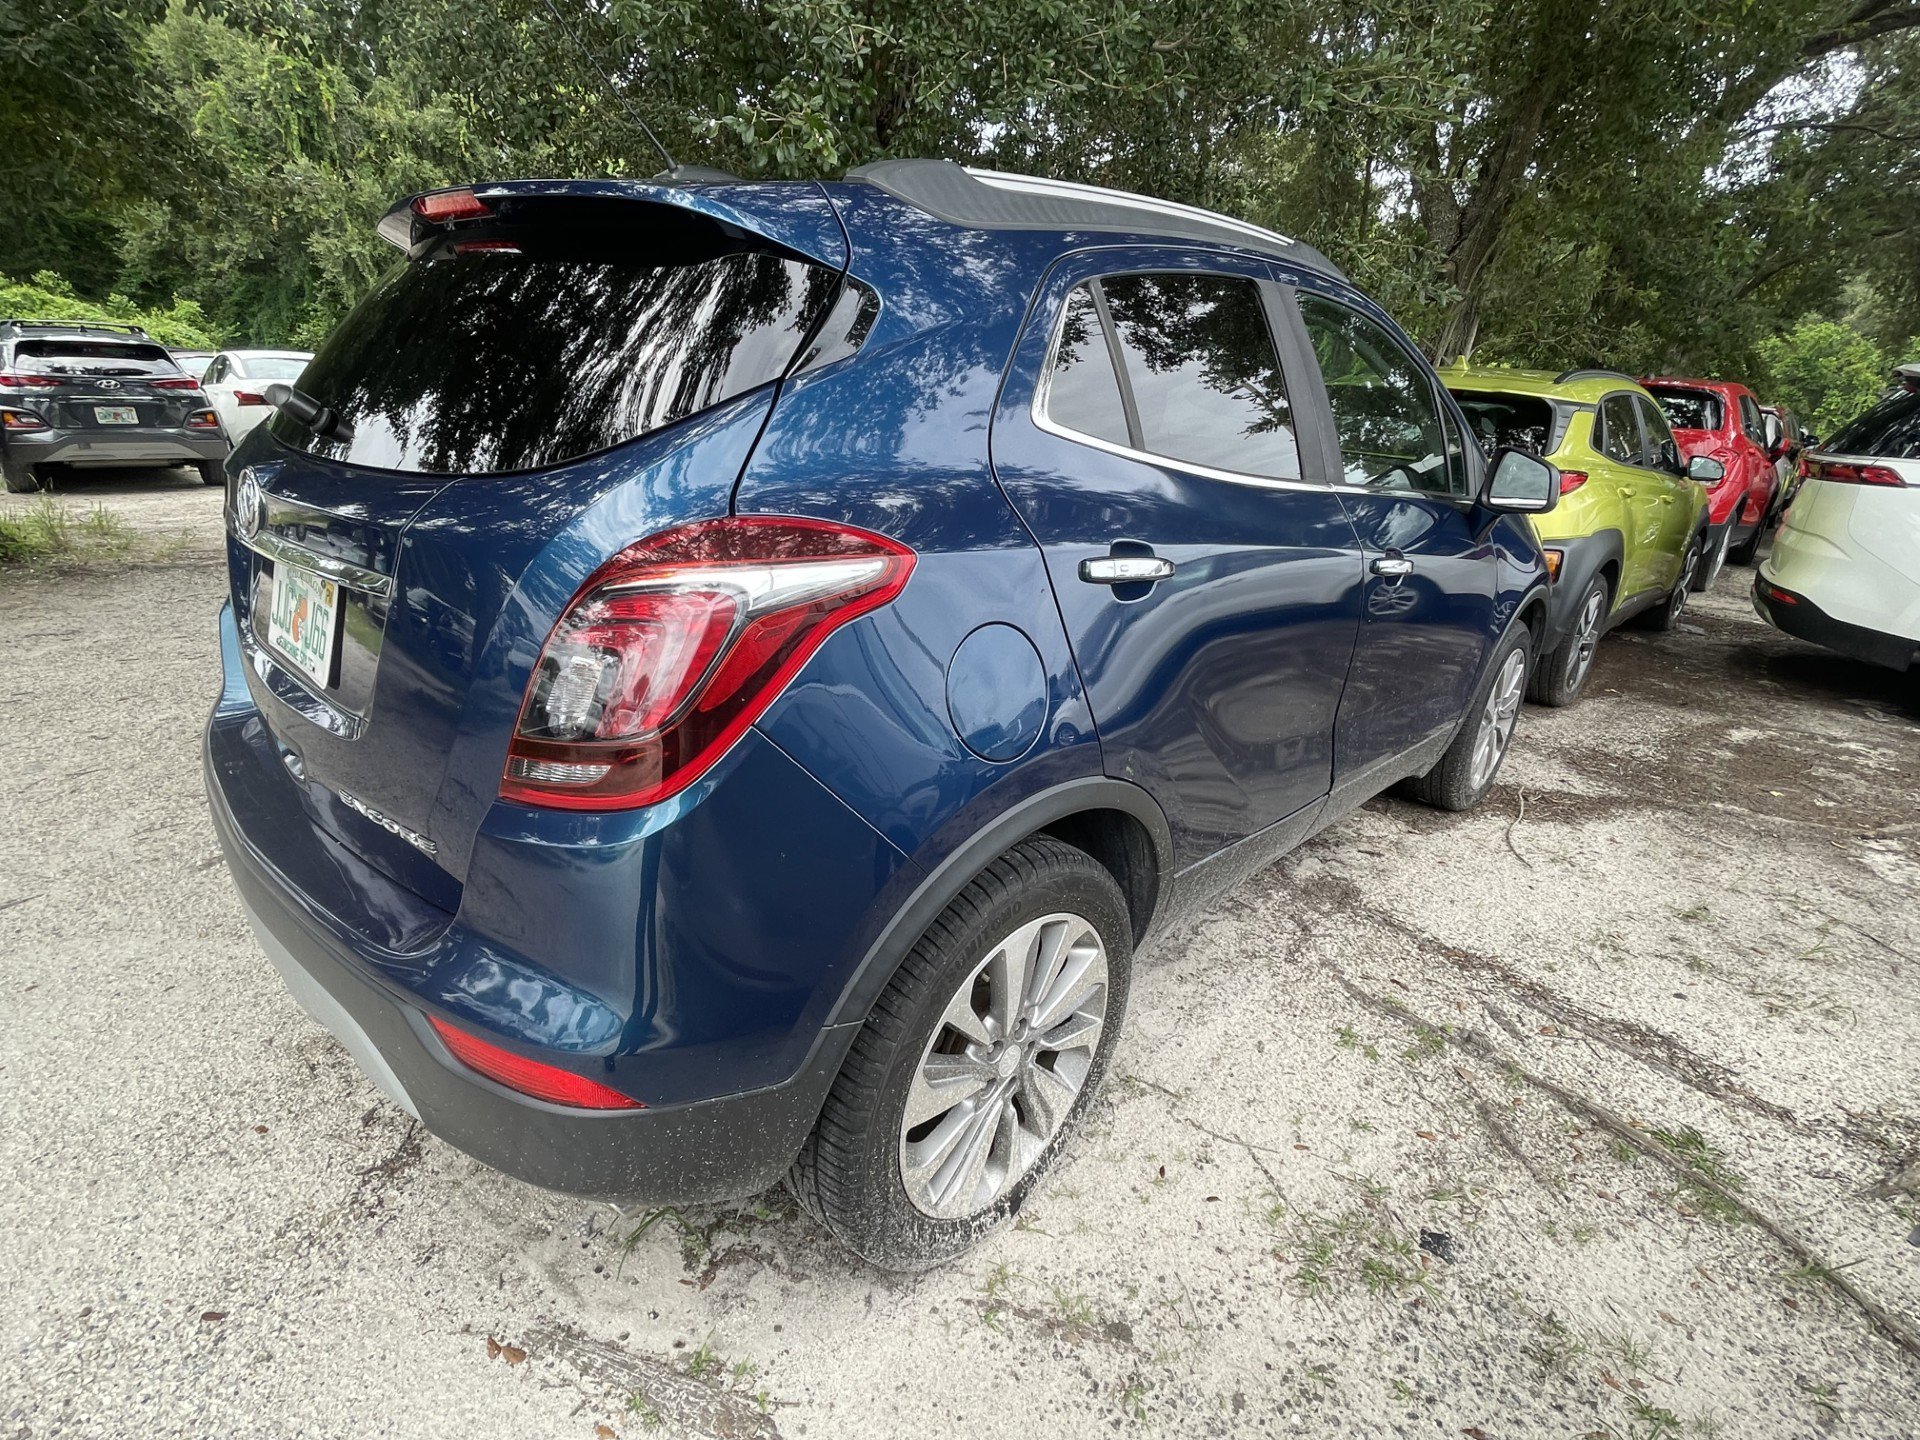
[0,320,229,493]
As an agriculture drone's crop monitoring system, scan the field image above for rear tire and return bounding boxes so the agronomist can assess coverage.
[1402,623,1530,813]
[196,460,226,487]
[1528,577,1608,708]
[788,837,1132,1270]
[3,460,44,494]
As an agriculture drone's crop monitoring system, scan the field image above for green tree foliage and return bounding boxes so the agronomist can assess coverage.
[1756,317,1899,432]
[9,0,1918,396]
[0,270,219,349]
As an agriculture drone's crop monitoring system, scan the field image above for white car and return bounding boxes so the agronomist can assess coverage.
[200,349,312,443]
[1756,387,1920,670]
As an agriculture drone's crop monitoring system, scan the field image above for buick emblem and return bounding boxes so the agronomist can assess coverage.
[235,469,264,542]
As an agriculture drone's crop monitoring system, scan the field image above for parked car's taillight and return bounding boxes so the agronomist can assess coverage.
[233,390,271,407]
[150,377,202,391]
[427,1016,643,1109]
[1557,469,1588,495]
[185,409,221,429]
[501,516,916,811]
[0,373,61,389]
[1,409,48,431]
[1814,460,1906,488]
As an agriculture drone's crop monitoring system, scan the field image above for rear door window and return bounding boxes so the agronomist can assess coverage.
[1042,285,1132,448]
[281,206,841,474]
[1096,272,1302,478]
[1597,395,1642,465]
[1634,395,1681,471]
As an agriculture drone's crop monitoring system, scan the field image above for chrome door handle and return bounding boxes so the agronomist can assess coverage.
[1080,555,1175,585]
[1370,556,1413,578]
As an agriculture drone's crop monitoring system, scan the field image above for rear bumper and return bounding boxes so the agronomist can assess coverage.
[3,425,228,470]
[207,754,858,1202]
[1753,578,1917,672]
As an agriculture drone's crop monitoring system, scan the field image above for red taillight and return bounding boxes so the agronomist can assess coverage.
[427,1016,643,1110]
[412,188,492,223]
[1815,460,1905,488]
[1761,581,1799,607]
[1,409,47,431]
[1557,470,1588,495]
[0,373,61,389]
[502,516,916,811]
[185,409,220,428]
[233,390,270,406]
[150,377,202,390]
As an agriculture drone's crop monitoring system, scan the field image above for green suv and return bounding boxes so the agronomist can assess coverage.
[1440,365,1714,706]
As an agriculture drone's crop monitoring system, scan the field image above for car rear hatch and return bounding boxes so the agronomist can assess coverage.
[226,181,848,913]
[7,338,206,429]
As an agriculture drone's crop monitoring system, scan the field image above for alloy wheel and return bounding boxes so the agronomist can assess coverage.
[1699,527,1730,591]
[1469,648,1527,792]
[1672,543,1700,616]
[1567,587,1606,693]
[899,912,1109,1220]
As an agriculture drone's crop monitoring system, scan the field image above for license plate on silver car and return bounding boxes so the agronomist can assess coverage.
[268,563,341,687]
[94,405,138,425]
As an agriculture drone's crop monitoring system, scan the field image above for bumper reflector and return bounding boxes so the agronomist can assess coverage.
[427,1016,643,1110]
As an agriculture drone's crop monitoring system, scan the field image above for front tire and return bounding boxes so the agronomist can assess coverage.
[1528,576,1607,707]
[3,460,44,494]
[1403,623,1530,812]
[1640,533,1702,633]
[1692,525,1731,592]
[788,838,1132,1270]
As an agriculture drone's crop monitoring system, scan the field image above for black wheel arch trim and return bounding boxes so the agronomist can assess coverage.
[825,774,1174,1031]
[1539,530,1625,646]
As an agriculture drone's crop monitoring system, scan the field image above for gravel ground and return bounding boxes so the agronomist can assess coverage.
[4,471,1918,1439]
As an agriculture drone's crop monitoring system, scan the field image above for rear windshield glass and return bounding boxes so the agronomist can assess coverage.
[1824,391,1920,460]
[11,340,181,376]
[246,356,309,381]
[1450,390,1557,455]
[280,209,839,474]
[1647,387,1721,431]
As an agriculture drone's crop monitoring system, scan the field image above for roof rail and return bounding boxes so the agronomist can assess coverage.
[1552,367,1637,386]
[0,317,150,338]
[844,159,1345,279]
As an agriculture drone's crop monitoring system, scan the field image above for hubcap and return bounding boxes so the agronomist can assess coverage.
[1567,587,1606,691]
[899,912,1109,1220]
[1702,528,1729,589]
[1469,648,1527,792]
[1673,544,1699,615]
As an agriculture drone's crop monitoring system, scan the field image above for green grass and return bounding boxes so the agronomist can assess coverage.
[0,497,134,567]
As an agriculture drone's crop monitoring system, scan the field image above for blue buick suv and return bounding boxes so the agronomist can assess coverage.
[205,161,1559,1268]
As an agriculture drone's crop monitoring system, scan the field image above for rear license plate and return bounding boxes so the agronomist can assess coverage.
[94,405,138,425]
[268,563,340,688]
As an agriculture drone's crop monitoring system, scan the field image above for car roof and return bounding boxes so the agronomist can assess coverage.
[846,160,1345,278]
[1436,363,1649,406]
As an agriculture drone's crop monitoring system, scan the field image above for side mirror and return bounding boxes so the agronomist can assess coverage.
[1800,430,1819,447]
[1686,454,1725,484]
[1483,447,1560,514]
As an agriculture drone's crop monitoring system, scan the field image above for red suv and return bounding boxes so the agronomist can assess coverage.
[1641,376,1785,590]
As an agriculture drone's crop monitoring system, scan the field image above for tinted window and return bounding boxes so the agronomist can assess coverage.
[1648,388,1721,431]
[11,340,182,376]
[1597,395,1641,464]
[282,215,838,474]
[1043,285,1130,447]
[1099,273,1300,478]
[1739,394,1765,441]
[1451,390,1556,455]
[1634,395,1680,471]
[248,355,309,381]
[1825,391,1920,460]
[1297,296,1455,496]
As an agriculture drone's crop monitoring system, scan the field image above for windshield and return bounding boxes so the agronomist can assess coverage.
[1824,391,1920,460]
[1647,388,1721,432]
[12,340,182,377]
[280,208,840,475]
[1449,390,1557,455]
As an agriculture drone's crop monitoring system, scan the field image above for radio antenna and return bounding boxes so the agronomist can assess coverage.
[538,0,678,177]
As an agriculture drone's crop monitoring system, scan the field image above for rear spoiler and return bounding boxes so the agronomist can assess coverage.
[377,180,849,272]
